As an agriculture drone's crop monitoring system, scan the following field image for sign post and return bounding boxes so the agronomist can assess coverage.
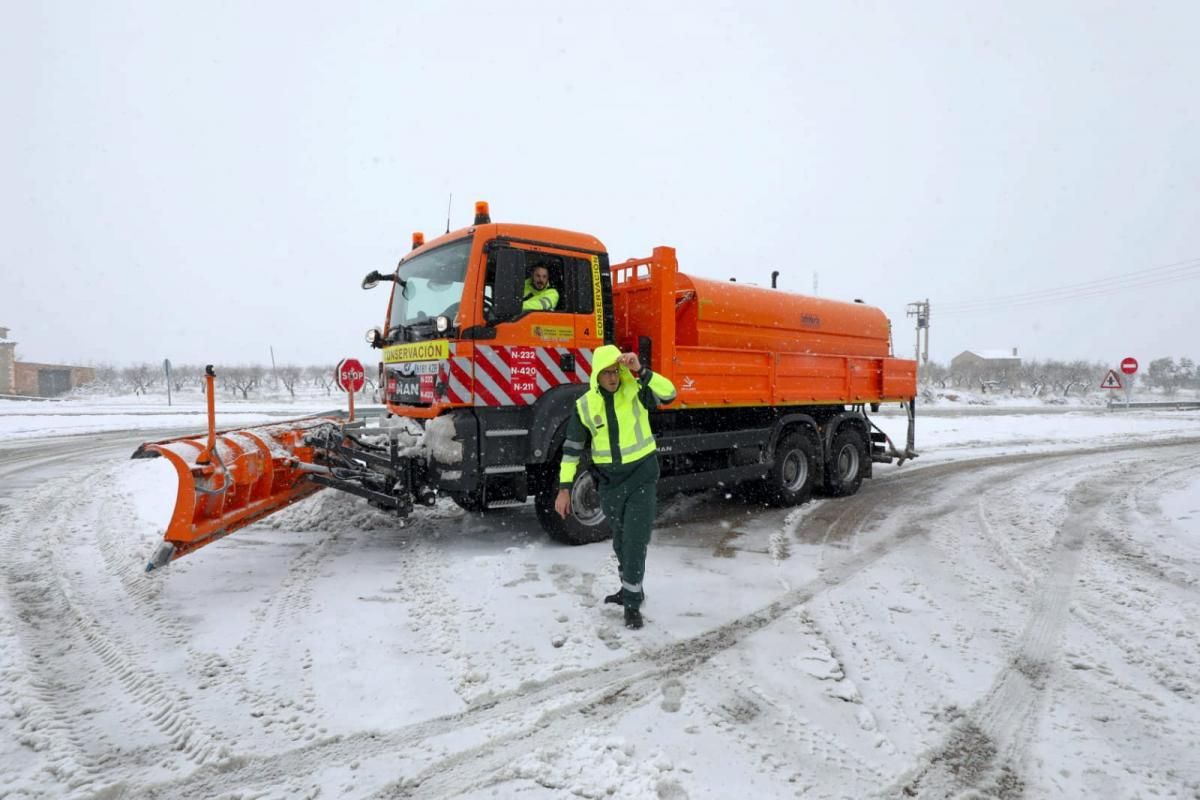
[163,358,172,407]
[1120,357,1138,407]
[336,358,366,421]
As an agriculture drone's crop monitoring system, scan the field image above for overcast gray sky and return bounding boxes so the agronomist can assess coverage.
[3,1,1198,371]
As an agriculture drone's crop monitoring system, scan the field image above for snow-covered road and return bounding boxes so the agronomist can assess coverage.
[1,407,1198,799]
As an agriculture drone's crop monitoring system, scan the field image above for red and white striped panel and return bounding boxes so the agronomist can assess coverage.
[469,345,593,407]
[439,343,475,405]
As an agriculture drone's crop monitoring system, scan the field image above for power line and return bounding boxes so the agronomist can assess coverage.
[939,256,1200,310]
[937,256,1200,316]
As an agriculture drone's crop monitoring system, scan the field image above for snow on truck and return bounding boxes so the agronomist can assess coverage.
[134,201,918,570]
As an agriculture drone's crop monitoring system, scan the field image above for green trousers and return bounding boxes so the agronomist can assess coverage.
[597,454,659,611]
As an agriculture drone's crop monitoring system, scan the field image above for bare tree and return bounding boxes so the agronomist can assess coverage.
[170,363,202,393]
[921,361,949,388]
[224,364,265,399]
[122,363,155,396]
[89,363,120,393]
[1017,359,1048,396]
[1061,360,1096,396]
[278,364,303,398]
[306,365,335,395]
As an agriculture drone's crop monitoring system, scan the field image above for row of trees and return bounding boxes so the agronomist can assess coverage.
[83,363,372,399]
[919,355,1200,396]
[76,354,1200,400]
[1143,356,1198,394]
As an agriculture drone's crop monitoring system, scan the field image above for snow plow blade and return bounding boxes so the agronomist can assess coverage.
[132,416,343,571]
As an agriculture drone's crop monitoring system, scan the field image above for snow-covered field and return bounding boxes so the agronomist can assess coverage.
[1,399,1198,799]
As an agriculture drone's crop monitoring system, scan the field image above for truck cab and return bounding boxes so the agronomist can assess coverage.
[365,203,616,517]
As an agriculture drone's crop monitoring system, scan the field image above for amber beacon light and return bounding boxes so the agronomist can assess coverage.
[474,200,491,225]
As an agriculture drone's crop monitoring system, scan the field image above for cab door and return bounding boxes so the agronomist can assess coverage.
[476,245,604,407]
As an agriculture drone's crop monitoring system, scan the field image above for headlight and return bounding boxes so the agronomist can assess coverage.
[365,327,382,346]
[435,315,450,333]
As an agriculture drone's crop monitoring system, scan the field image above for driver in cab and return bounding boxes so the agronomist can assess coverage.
[522,265,559,312]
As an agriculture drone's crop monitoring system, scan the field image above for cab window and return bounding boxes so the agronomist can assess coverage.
[483,249,591,317]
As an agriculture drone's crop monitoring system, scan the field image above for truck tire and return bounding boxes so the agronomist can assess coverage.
[448,490,486,513]
[765,431,817,506]
[534,459,612,545]
[823,427,865,497]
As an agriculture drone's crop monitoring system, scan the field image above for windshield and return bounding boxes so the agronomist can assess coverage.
[388,237,472,333]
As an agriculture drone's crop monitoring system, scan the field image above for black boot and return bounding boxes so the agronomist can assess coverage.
[624,607,643,630]
[605,589,645,605]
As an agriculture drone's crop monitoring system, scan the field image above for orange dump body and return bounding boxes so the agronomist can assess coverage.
[612,247,916,409]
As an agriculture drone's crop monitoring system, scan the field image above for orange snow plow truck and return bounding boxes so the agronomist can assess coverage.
[134,202,918,571]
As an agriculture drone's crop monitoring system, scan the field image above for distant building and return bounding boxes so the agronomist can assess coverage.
[0,326,14,394]
[950,348,1022,374]
[0,326,96,398]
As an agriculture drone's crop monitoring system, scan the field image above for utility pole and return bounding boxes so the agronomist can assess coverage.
[906,299,930,375]
[812,272,819,296]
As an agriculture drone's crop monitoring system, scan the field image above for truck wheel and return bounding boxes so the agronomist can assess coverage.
[765,431,817,506]
[824,427,865,497]
[448,489,486,513]
[535,465,612,545]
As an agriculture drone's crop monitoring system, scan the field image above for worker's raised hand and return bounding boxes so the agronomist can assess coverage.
[554,488,571,518]
[619,352,641,372]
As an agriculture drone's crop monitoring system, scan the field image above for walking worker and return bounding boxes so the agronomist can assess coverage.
[555,345,676,629]
[522,265,559,311]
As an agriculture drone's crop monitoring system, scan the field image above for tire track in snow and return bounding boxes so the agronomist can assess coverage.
[0,430,209,795]
[1099,458,1200,591]
[147,446,968,798]
[1067,452,1200,702]
[1,470,234,780]
[889,444,1200,799]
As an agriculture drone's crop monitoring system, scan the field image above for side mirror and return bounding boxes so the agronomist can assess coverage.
[491,249,526,321]
[362,270,399,290]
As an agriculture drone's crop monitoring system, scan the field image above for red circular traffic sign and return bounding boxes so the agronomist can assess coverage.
[1120,357,1138,375]
[336,358,366,392]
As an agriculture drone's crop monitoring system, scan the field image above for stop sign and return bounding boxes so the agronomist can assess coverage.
[1120,357,1138,375]
[336,358,366,392]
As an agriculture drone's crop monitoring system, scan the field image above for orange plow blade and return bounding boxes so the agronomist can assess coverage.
[132,416,343,571]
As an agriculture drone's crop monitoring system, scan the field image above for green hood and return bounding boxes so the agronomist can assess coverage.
[589,344,635,393]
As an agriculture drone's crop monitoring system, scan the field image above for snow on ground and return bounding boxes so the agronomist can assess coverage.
[0,394,344,441]
[0,400,1198,798]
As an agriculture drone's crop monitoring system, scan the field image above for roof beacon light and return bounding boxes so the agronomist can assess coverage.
[412,232,425,250]
[474,200,491,225]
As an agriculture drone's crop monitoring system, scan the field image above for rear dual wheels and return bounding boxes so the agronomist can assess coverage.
[823,427,866,497]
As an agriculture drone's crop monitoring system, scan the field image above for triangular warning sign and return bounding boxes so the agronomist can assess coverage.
[1100,369,1123,389]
